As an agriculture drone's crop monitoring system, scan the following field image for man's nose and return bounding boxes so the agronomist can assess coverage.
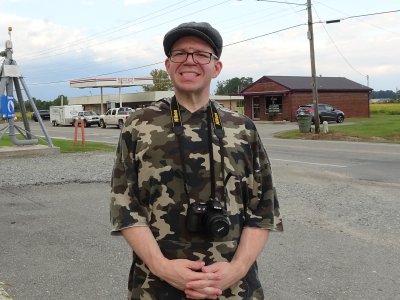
[185,53,196,64]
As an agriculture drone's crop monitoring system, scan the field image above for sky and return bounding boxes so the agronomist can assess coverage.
[0,0,399,101]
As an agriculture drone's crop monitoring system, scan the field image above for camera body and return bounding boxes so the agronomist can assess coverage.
[186,198,230,238]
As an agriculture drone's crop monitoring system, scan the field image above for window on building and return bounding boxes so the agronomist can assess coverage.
[236,98,244,114]
[253,97,260,119]
[265,96,282,114]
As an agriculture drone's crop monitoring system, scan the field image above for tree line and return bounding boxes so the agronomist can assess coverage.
[11,69,399,106]
[370,90,400,101]
[14,95,68,112]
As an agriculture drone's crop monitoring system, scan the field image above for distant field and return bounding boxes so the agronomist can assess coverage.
[370,103,400,115]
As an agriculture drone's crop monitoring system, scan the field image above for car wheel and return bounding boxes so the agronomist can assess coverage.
[336,115,344,123]
[52,121,56,126]
[84,120,90,127]
[100,119,106,128]
[97,122,101,127]
[118,119,124,129]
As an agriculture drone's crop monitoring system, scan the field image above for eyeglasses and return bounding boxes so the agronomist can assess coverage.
[169,50,219,65]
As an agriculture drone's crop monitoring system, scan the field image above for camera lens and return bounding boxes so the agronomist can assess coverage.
[206,212,230,238]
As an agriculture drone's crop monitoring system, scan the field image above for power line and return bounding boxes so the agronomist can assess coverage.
[21,0,229,63]
[256,0,306,6]
[20,0,200,61]
[27,23,307,86]
[28,61,165,86]
[24,7,400,87]
[22,0,306,76]
[313,6,366,78]
[315,2,399,34]
[224,23,306,47]
[341,9,400,21]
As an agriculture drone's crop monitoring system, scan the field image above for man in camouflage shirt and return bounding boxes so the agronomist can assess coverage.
[111,22,282,299]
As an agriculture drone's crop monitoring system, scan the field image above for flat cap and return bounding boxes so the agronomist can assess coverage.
[163,22,223,58]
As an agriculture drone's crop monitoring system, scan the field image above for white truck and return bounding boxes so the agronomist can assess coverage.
[50,105,83,126]
[99,107,133,129]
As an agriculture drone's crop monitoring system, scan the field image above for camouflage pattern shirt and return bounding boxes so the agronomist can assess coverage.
[111,98,282,300]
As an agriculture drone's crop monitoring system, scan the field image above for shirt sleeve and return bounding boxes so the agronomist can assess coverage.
[243,128,283,232]
[110,125,150,235]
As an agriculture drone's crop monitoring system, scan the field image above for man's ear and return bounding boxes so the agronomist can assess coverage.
[213,61,223,78]
[165,58,170,70]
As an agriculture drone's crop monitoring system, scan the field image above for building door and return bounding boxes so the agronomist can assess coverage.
[252,97,260,119]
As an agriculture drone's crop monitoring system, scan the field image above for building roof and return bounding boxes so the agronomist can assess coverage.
[243,75,372,93]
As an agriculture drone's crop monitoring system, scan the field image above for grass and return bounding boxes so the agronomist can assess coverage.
[0,133,116,153]
[276,103,400,143]
[1,113,116,153]
[370,103,400,115]
[276,114,400,144]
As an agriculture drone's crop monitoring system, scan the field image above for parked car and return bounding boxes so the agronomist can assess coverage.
[72,111,101,127]
[31,110,50,122]
[99,107,134,129]
[296,103,345,123]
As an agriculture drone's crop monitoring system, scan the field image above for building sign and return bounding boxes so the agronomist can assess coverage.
[1,95,15,119]
[268,104,280,113]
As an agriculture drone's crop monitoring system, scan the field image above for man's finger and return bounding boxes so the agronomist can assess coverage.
[185,287,221,299]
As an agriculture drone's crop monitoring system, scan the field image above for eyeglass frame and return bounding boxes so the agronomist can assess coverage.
[168,50,219,65]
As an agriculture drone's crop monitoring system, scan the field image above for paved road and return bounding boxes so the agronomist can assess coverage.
[257,123,400,185]
[28,121,400,184]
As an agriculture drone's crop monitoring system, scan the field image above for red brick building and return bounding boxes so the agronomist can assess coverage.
[241,76,372,122]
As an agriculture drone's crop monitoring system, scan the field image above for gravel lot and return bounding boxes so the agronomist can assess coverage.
[1,151,399,299]
[0,152,114,186]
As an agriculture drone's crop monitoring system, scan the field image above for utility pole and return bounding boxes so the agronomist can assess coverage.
[367,74,370,118]
[307,0,320,133]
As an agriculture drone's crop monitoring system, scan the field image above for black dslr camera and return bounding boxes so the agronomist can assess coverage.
[186,198,230,238]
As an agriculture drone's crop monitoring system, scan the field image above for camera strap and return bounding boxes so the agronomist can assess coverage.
[170,96,225,205]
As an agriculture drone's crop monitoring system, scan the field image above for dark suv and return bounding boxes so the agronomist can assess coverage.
[296,104,345,123]
[31,110,50,122]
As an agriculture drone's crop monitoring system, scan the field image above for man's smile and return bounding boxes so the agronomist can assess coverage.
[179,71,200,79]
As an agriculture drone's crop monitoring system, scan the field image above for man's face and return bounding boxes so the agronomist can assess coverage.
[165,36,222,95]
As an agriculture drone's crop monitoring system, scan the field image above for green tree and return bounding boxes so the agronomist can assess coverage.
[26,98,49,110]
[143,69,173,91]
[18,95,68,112]
[370,90,396,99]
[51,95,68,106]
[215,77,253,95]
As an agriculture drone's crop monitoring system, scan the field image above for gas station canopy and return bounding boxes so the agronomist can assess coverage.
[69,77,154,114]
[69,77,153,88]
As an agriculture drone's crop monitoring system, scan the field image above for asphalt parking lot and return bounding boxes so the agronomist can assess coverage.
[1,123,399,300]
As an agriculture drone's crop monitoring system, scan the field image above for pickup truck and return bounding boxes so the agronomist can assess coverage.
[99,107,133,129]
